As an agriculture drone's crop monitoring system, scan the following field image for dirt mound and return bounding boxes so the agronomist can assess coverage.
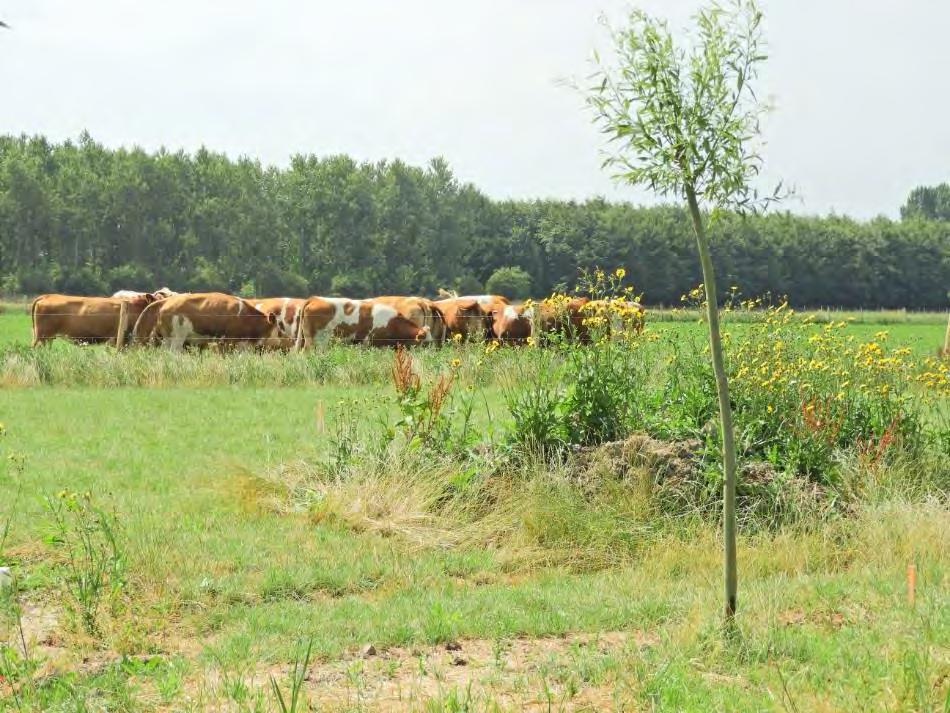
[571,434,834,525]
[571,433,702,495]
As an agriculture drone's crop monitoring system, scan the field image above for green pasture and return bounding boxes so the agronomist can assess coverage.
[1,306,948,710]
[2,387,948,710]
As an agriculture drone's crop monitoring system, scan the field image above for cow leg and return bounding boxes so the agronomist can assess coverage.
[163,315,193,351]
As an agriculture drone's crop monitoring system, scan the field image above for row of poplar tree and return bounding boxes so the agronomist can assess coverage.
[0,133,947,309]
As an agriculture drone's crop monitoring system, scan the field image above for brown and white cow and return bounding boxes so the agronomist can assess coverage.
[372,296,447,344]
[31,293,157,347]
[491,297,594,344]
[436,295,509,340]
[150,292,283,351]
[251,297,306,349]
[131,299,164,345]
[295,297,428,349]
[112,287,179,300]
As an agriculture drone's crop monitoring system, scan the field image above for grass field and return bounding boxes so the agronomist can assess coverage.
[1,308,948,711]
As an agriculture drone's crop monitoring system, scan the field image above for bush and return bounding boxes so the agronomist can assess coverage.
[106,263,155,293]
[54,265,107,296]
[255,265,309,297]
[11,266,53,295]
[504,270,651,451]
[721,301,929,482]
[185,257,227,292]
[485,266,533,299]
[329,272,375,298]
[454,274,484,295]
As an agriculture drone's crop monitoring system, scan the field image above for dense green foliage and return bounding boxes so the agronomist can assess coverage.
[0,133,948,308]
[901,183,950,222]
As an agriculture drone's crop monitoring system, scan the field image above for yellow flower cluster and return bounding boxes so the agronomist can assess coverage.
[917,356,950,395]
[729,305,923,409]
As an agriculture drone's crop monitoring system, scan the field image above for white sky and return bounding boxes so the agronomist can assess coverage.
[1,0,947,218]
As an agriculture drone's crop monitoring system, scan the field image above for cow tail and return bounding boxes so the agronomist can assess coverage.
[30,295,43,346]
[294,301,307,351]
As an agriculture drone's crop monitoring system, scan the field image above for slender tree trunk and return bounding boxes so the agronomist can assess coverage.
[685,184,738,621]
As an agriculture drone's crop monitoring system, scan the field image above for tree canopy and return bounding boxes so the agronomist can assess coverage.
[901,183,950,222]
[0,133,946,308]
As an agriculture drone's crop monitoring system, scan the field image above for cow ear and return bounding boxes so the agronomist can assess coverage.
[459,299,478,311]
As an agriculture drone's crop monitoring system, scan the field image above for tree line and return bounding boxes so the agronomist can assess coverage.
[0,133,947,309]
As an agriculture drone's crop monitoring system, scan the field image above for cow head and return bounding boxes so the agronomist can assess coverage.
[259,312,285,351]
[391,315,428,346]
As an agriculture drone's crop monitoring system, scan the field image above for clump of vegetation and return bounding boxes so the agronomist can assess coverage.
[270,637,314,713]
[45,490,125,637]
[505,269,651,450]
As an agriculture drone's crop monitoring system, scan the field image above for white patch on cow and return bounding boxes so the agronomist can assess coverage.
[112,290,142,299]
[369,303,398,329]
[456,295,496,307]
[165,315,195,351]
[310,298,362,346]
[501,304,534,337]
[278,298,297,338]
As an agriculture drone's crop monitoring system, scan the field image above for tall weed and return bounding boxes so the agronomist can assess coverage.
[46,491,125,637]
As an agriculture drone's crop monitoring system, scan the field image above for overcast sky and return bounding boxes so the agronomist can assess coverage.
[1,1,947,219]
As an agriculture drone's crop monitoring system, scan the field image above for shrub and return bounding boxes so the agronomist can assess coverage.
[106,263,155,293]
[46,491,125,636]
[255,264,309,297]
[12,266,54,296]
[185,257,228,292]
[454,274,484,295]
[329,272,374,298]
[53,265,107,296]
[485,266,533,299]
[504,269,650,451]
[723,302,929,482]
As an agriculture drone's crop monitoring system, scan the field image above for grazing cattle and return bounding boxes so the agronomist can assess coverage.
[295,297,428,349]
[150,292,283,351]
[251,297,306,348]
[112,287,178,300]
[435,295,509,340]
[131,299,165,345]
[372,296,447,344]
[31,293,156,347]
[491,297,594,344]
[490,302,535,344]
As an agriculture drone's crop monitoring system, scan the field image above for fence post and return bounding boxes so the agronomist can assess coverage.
[115,301,129,350]
[943,312,950,356]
